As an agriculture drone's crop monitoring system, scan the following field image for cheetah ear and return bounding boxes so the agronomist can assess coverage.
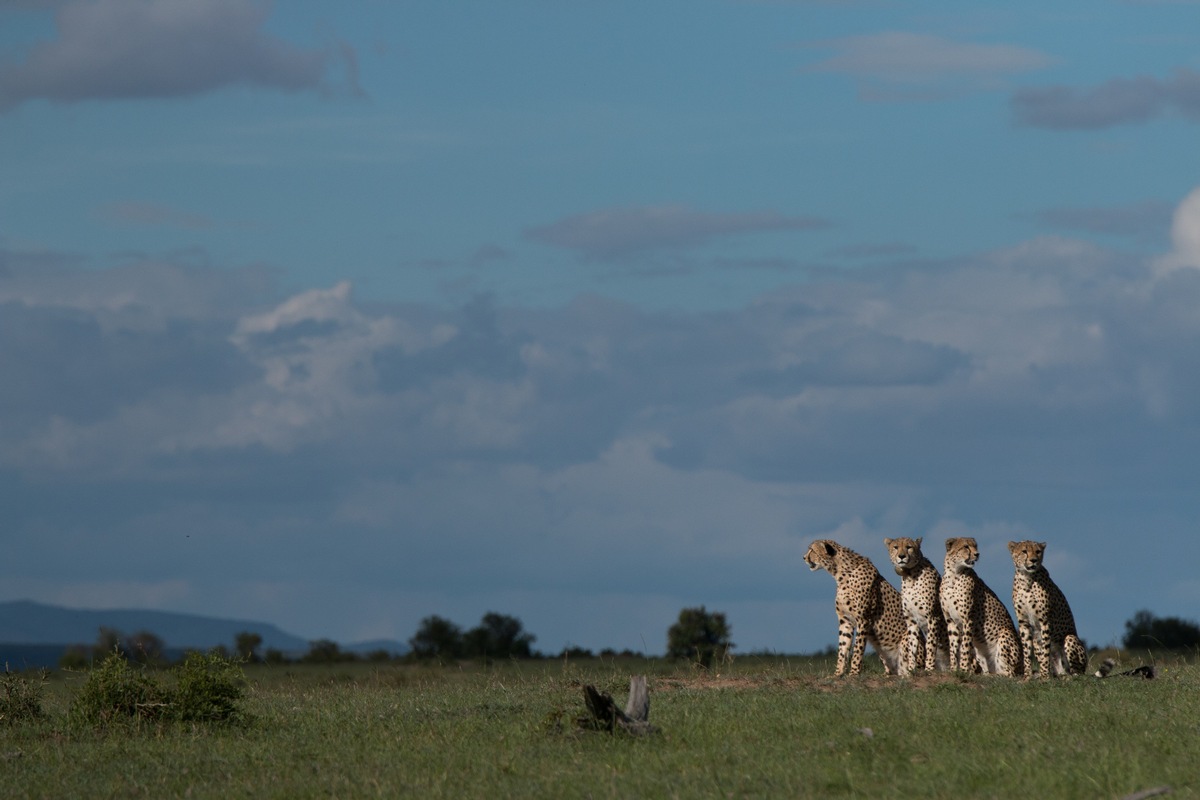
[883,537,893,546]
[914,536,922,547]
[1007,541,1018,553]
[945,539,955,552]
[822,541,837,556]
[1037,541,1047,549]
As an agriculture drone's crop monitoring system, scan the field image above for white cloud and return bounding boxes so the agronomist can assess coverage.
[1154,185,1200,276]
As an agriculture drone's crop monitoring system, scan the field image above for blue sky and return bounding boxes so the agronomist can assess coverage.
[2,0,1200,655]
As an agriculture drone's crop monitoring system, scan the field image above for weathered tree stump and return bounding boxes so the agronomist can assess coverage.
[578,675,656,735]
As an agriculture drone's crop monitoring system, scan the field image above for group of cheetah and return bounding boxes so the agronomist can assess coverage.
[804,536,1086,678]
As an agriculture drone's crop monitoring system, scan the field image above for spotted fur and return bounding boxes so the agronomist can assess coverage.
[804,539,907,677]
[940,537,1023,677]
[1008,540,1087,677]
[884,537,949,672]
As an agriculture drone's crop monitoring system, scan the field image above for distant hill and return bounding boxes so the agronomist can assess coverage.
[0,600,409,669]
[0,599,309,652]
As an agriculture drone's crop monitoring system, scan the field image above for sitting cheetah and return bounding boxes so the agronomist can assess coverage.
[1008,540,1087,677]
[940,537,1023,677]
[883,537,949,672]
[804,539,907,677]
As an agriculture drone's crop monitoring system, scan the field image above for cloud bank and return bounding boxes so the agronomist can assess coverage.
[5,189,1200,653]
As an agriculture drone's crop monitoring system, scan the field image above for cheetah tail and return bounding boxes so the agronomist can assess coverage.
[1094,657,1156,680]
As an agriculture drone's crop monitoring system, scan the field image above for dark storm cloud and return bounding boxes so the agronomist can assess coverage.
[1012,68,1200,129]
[0,0,359,113]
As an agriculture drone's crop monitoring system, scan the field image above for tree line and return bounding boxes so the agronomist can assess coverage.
[53,606,1194,671]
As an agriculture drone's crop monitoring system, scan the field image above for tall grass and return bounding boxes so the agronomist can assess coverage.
[2,653,1194,798]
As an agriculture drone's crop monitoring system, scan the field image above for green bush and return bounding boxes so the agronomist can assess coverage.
[69,651,171,726]
[69,649,245,727]
[0,668,46,724]
[173,651,245,723]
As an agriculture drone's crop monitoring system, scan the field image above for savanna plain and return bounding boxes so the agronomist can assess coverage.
[2,652,1196,799]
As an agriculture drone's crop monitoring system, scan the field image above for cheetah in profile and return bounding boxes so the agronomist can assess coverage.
[1008,540,1087,677]
[884,537,949,672]
[804,539,907,677]
[940,537,1023,677]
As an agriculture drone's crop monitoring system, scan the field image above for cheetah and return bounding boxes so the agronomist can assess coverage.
[804,539,907,677]
[883,537,949,672]
[1008,540,1087,677]
[940,537,1023,677]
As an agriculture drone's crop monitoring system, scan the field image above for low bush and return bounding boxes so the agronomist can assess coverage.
[0,668,46,724]
[69,649,245,728]
[172,651,245,723]
[69,651,172,726]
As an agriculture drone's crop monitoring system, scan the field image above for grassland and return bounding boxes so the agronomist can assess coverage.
[1,652,1195,799]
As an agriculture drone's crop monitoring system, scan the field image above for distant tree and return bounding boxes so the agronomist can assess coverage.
[235,631,264,662]
[667,606,733,667]
[1122,610,1200,650]
[598,648,643,660]
[59,645,91,670]
[408,615,465,661]
[125,630,167,665]
[463,612,536,660]
[558,645,595,659]
[263,648,288,665]
[93,627,123,660]
[302,639,349,664]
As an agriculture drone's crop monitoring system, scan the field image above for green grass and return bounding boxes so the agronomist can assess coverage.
[1,653,1195,798]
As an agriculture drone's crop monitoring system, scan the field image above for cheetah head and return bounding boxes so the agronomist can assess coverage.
[804,540,839,574]
[1007,540,1046,574]
[884,536,923,574]
[944,537,978,574]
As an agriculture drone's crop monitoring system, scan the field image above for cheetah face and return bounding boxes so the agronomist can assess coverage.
[804,540,837,573]
[944,537,978,573]
[1007,540,1046,573]
[885,536,923,570]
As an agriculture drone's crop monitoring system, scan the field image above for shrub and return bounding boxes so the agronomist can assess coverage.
[69,649,246,728]
[69,651,171,726]
[0,668,46,724]
[173,651,245,723]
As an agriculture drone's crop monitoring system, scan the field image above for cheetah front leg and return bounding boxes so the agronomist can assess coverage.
[848,620,868,675]
[905,620,922,674]
[925,618,947,672]
[945,619,961,671]
[1032,624,1051,679]
[1017,617,1035,678]
[835,614,854,676]
[957,624,977,672]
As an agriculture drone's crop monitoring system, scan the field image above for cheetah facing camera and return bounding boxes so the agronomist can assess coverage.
[1008,540,1087,677]
[884,537,950,673]
[804,539,907,677]
[940,537,1023,677]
